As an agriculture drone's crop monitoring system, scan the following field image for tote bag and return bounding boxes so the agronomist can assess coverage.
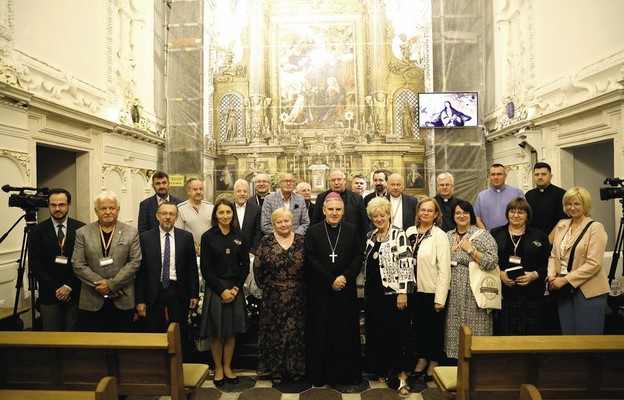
[467,229,502,311]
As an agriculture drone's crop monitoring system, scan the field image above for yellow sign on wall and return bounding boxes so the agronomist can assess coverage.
[169,175,185,187]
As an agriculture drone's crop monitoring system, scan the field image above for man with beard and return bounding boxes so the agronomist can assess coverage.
[311,169,368,240]
[304,192,363,386]
[29,188,85,331]
[175,178,214,254]
[138,171,182,233]
[364,170,389,208]
[525,162,566,243]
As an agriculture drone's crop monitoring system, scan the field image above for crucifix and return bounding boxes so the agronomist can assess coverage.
[330,251,337,263]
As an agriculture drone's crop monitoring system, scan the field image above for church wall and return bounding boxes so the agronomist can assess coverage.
[483,0,624,250]
[0,0,165,319]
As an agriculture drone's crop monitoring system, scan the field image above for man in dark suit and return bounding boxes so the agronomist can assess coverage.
[135,201,199,356]
[296,181,315,222]
[138,171,182,233]
[29,188,85,331]
[232,179,261,254]
[72,190,142,332]
[387,173,418,231]
[434,172,462,232]
[363,169,389,208]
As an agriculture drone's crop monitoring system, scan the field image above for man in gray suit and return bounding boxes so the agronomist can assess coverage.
[72,190,142,332]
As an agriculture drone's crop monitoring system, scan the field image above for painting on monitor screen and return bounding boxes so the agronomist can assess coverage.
[418,92,478,128]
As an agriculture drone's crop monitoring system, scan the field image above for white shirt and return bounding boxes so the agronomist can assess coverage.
[236,203,246,229]
[390,195,403,230]
[159,227,177,282]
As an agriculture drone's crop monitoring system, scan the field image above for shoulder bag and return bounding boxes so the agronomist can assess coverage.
[467,229,502,312]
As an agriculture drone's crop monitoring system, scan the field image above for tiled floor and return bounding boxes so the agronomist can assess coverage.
[126,371,446,400]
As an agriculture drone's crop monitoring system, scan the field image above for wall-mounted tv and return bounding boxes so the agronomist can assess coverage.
[418,92,478,128]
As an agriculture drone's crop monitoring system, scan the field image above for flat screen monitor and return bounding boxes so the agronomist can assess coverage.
[418,92,478,128]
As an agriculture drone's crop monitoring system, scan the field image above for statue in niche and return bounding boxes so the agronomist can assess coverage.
[401,103,415,138]
[223,105,238,141]
[368,93,386,136]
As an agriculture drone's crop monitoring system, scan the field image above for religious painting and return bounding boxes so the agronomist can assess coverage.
[276,21,358,130]
[405,163,425,189]
[216,165,236,191]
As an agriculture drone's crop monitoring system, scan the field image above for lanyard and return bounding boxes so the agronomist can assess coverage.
[99,225,115,257]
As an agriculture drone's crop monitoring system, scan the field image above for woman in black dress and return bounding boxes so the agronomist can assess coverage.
[255,207,306,384]
[363,197,416,398]
[199,198,249,386]
[491,198,549,335]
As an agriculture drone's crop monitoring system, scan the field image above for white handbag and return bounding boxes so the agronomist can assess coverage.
[467,230,502,312]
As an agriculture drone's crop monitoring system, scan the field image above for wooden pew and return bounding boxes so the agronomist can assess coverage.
[0,323,209,400]
[0,376,117,400]
[433,325,624,400]
[520,384,542,400]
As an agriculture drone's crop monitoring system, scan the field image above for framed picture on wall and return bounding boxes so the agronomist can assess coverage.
[216,165,236,191]
[405,162,425,189]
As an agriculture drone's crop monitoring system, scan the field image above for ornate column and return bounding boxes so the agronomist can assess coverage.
[247,0,268,143]
[365,0,388,140]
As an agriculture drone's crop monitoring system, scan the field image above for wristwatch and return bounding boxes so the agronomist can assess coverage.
[467,248,474,255]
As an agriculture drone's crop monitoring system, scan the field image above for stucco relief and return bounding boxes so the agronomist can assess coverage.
[0,149,30,179]
[0,0,13,42]
[101,164,127,190]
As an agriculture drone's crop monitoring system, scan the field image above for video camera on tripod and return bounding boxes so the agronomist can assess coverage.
[601,178,624,322]
[1,184,50,329]
[3,184,50,218]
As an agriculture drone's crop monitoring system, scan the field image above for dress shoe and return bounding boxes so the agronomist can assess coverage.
[226,376,239,384]
[213,378,225,387]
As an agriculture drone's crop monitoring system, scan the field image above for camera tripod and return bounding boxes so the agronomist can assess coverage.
[0,209,38,329]
[607,198,624,313]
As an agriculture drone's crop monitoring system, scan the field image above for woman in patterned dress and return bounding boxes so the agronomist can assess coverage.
[255,207,306,384]
[445,200,498,359]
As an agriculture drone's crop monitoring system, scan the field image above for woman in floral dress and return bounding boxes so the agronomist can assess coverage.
[255,207,306,384]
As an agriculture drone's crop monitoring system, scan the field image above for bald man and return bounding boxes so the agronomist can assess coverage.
[386,173,418,231]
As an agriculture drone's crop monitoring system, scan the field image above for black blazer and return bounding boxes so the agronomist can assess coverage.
[242,200,262,254]
[136,227,199,309]
[388,193,418,230]
[137,194,182,233]
[29,217,85,304]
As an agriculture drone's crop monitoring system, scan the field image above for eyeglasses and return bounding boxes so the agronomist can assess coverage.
[509,210,527,216]
[454,210,469,216]
[420,209,436,214]
[158,211,178,217]
[280,179,295,184]
[565,202,583,209]
[255,180,269,183]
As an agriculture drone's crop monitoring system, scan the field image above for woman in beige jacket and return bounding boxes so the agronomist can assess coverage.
[547,187,608,334]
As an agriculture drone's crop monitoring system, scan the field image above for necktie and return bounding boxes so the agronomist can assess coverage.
[162,233,170,289]
[57,224,65,245]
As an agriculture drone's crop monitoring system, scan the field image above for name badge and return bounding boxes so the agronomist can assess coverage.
[225,248,231,255]
[559,259,569,275]
[509,255,522,265]
[55,256,69,265]
[450,260,458,267]
[99,257,113,267]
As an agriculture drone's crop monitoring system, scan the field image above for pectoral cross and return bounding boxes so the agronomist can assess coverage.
[330,252,337,263]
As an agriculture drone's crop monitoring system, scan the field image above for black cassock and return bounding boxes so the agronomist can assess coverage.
[304,220,363,385]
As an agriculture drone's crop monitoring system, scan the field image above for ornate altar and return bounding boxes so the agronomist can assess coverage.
[211,0,431,194]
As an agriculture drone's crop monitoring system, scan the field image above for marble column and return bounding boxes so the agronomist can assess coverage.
[248,0,268,143]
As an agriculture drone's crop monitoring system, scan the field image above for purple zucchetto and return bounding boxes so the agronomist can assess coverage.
[324,192,343,203]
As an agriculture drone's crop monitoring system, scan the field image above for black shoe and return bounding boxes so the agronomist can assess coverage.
[226,376,239,384]
[213,378,225,387]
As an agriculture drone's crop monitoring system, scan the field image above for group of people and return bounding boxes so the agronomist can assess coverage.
[28,162,611,397]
